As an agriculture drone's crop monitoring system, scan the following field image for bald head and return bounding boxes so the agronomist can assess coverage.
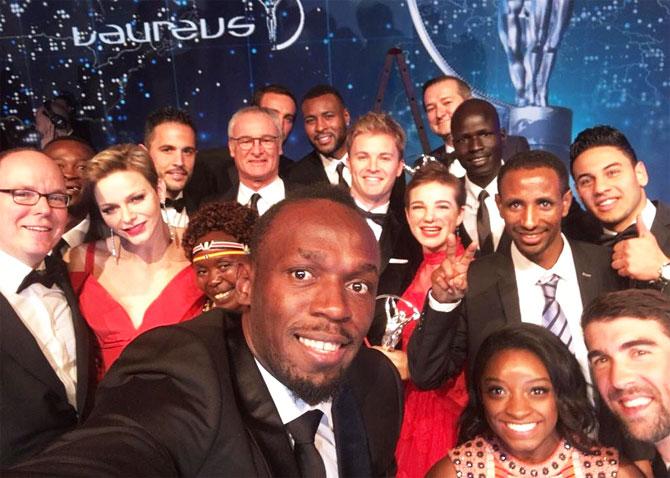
[0,149,68,266]
[451,98,501,134]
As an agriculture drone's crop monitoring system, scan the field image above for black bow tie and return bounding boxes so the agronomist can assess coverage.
[599,223,638,248]
[16,261,58,294]
[165,197,186,213]
[357,207,387,227]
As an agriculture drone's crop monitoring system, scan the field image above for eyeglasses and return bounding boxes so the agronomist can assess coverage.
[0,189,70,208]
[230,135,279,152]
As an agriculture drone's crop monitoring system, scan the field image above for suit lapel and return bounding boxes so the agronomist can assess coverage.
[495,247,522,323]
[651,200,670,255]
[0,293,68,400]
[570,240,599,305]
[225,321,300,477]
[332,384,372,477]
[309,151,331,184]
[378,213,398,271]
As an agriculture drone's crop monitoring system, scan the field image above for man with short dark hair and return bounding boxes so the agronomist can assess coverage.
[288,84,352,187]
[570,125,670,290]
[142,106,198,227]
[0,149,93,466]
[42,137,95,254]
[8,187,402,476]
[421,75,528,172]
[583,289,670,477]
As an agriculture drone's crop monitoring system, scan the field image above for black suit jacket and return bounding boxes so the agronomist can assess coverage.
[1,255,94,466]
[651,199,670,255]
[10,312,403,477]
[407,239,621,389]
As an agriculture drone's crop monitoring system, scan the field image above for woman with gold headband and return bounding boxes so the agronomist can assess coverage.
[182,201,257,313]
[67,144,205,377]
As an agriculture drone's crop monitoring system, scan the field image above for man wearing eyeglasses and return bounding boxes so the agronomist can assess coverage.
[216,106,291,216]
[0,149,93,466]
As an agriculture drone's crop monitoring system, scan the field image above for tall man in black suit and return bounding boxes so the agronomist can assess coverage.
[8,188,403,477]
[289,84,351,188]
[421,75,529,173]
[570,125,670,292]
[408,150,621,390]
[141,106,198,227]
[0,149,93,466]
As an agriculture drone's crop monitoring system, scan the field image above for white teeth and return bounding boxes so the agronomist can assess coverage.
[506,422,537,432]
[25,226,50,232]
[214,290,233,301]
[298,336,340,353]
[622,397,651,408]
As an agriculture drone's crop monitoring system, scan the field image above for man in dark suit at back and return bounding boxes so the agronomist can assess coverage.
[8,187,402,477]
[421,75,529,173]
[0,149,93,466]
[570,125,670,293]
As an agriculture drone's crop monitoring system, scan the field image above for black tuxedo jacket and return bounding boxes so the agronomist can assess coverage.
[1,255,94,466]
[10,312,403,477]
[407,239,622,389]
[651,199,670,255]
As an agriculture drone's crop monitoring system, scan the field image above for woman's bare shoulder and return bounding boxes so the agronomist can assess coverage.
[426,455,457,478]
[64,241,106,273]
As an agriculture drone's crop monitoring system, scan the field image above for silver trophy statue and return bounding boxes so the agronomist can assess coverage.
[376,294,421,350]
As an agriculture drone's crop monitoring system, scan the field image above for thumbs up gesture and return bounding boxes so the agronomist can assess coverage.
[431,234,478,303]
[612,216,669,280]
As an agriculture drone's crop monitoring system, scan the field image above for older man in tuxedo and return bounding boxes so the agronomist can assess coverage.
[8,187,402,477]
[0,149,93,466]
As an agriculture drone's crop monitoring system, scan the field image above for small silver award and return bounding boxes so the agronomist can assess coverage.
[376,294,421,350]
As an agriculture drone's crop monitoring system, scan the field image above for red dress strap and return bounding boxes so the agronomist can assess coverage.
[84,242,97,275]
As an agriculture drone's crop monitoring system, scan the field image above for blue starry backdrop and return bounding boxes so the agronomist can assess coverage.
[1,0,668,200]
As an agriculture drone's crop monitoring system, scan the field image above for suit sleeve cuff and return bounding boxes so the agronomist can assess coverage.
[427,290,460,312]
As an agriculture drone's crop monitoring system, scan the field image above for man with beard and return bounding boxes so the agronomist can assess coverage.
[7,187,403,477]
[42,137,95,255]
[142,106,198,227]
[289,85,352,188]
[584,289,670,477]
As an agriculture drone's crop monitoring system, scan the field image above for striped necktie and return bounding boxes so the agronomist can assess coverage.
[538,274,574,352]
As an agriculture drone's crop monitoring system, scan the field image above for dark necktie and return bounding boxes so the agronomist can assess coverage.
[286,410,327,478]
[335,162,348,188]
[17,264,57,294]
[248,193,261,215]
[165,197,186,213]
[598,223,638,249]
[357,206,386,227]
[539,274,574,352]
[477,190,494,255]
[52,237,69,259]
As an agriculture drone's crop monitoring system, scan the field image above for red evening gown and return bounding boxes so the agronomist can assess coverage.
[71,243,205,376]
[395,247,469,478]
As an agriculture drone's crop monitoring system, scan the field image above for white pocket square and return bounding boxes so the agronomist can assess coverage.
[388,258,409,264]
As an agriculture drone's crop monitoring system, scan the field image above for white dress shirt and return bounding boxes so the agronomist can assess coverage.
[353,198,389,241]
[256,359,339,478]
[602,198,656,236]
[61,215,90,250]
[0,249,78,408]
[462,175,505,252]
[161,192,190,228]
[320,153,351,187]
[237,177,286,216]
[510,236,591,382]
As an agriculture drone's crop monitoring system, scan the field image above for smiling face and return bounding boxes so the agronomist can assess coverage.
[349,132,404,209]
[192,231,249,312]
[585,317,670,445]
[452,104,505,188]
[302,94,350,158]
[259,92,296,142]
[239,199,379,405]
[43,139,94,206]
[406,181,464,253]
[496,167,571,269]
[229,111,282,189]
[572,146,648,233]
[94,170,163,247]
[146,122,197,200]
[423,79,467,140]
[482,348,561,463]
[0,151,68,267]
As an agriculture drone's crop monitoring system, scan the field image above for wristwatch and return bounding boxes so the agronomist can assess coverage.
[658,261,670,290]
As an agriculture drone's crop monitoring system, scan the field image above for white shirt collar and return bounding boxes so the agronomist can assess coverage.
[0,248,36,296]
[464,174,499,206]
[511,234,575,285]
[254,358,334,427]
[238,176,285,211]
[353,197,390,214]
[61,215,90,249]
[319,152,348,165]
[602,198,656,235]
